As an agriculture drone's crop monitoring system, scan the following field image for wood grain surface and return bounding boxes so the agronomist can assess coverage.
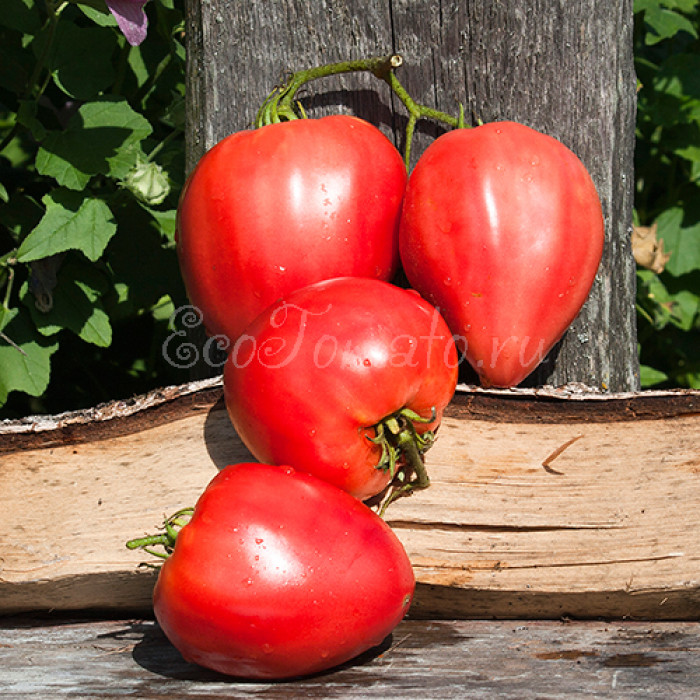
[2,381,698,619]
[1,616,699,698]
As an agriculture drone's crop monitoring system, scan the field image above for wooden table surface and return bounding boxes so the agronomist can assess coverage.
[1,615,699,698]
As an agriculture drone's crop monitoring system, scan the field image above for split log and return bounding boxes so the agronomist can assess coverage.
[1,380,698,619]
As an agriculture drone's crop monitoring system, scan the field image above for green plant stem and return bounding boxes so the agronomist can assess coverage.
[256,54,467,169]
[147,126,182,162]
[134,51,173,105]
[125,507,194,564]
[2,264,15,311]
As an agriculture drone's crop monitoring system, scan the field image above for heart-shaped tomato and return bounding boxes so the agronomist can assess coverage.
[399,121,604,387]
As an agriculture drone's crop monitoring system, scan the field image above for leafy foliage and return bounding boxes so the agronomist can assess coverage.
[0,0,189,417]
[634,0,700,387]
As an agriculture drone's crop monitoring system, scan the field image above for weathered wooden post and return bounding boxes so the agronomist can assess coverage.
[184,0,639,392]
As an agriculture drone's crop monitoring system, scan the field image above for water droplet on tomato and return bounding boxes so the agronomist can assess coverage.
[531,156,540,166]
[255,538,264,544]
[363,358,371,367]
[309,428,317,437]
[443,277,452,286]
[263,643,274,654]
[320,650,330,659]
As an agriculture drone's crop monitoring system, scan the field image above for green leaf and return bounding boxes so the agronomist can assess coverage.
[49,23,118,100]
[654,55,700,101]
[639,364,669,387]
[17,99,47,141]
[127,44,151,88]
[0,0,42,34]
[0,310,58,406]
[17,189,117,263]
[674,142,700,161]
[106,199,184,317]
[644,6,699,44]
[148,207,177,242]
[35,97,153,189]
[656,207,700,276]
[76,2,118,27]
[0,182,8,204]
[669,289,700,330]
[636,0,700,11]
[0,307,19,335]
[22,256,112,347]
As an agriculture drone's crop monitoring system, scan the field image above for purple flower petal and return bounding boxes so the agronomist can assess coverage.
[106,0,149,47]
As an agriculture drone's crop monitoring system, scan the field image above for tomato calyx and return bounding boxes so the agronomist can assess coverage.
[125,507,193,566]
[254,54,467,168]
[368,406,437,515]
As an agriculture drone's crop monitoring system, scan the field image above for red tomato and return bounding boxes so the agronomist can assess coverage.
[153,462,415,679]
[223,277,458,501]
[399,121,604,388]
[176,116,406,343]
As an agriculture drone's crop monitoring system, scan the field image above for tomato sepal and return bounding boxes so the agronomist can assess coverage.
[369,406,437,515]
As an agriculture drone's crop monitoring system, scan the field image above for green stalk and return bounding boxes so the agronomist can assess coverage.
[126,507,193,566]
[255,54,468,169]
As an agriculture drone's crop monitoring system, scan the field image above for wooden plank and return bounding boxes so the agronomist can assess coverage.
[1,616,699,697]
[1,382,699,618]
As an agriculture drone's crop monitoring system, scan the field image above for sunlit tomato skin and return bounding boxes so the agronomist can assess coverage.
[176,115,406,343]
[399,121,604,388]
[153,463,415,680]
[223,277,458,501]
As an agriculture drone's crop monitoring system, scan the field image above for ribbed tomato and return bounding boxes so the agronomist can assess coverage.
[223,277,458,501]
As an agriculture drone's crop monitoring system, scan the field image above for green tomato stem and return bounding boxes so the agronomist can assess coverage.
[368,406,437,515]
[255,54,467,169]
[125,507,194,564]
